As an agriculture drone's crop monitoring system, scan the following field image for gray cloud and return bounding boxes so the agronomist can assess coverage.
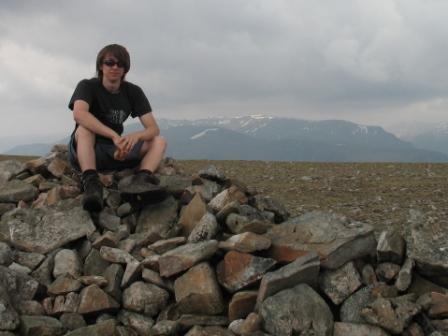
[1,0,448,138]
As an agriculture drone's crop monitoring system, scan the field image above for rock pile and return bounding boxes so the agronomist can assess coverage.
[1,146,448,335]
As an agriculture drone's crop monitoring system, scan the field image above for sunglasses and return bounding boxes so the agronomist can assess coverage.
[103,59,125,68]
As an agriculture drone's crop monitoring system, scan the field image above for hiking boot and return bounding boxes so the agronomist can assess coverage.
[119,171,166,204]
[82,173,103,212]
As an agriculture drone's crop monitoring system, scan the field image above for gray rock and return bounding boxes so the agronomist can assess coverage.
[340,285,375,323]
[83,248,110,276]
[218,232,271,253]
[208,186,248,213]
[63,319,116,336]
[11,250,45,270]
[0,200,95,254]
[59,313,86,331]
[396,258,415,292]
[188,212,219,243]
[19,315,65,336]
[333,322,390,336]
[377,229,406,265]
[319,261,362,305]
[78,285,120,315]
[260,283,333,336]
[8,261,31,274]
[150,320,179,336]
[47,274,82,295]
[0,242,12,266]
[0,204,15,217]
[174,262,224,315]
[100,246,136,264]
[103,264,124,302]
[117,310,154,336]
[225,213,273,234]
[135,196,179,241]
[122,281,169,317]
[198,165,226,182]
[256,251,320,308]
[0,265,40,302]
[121,260,142,288]
[264,211,377,269]
[0,160,25,186]
[52,292,80,315]
[15,300,45,316]
[251,195,289,223]
[30,250,57,287]
[0,285,19,331]
[159,175,192,196]
[407,210,448,287]
[98,211,121,232]
[53,249,82,278]
[0,179,38,203]
[142,268,173,291]
[159,240,219,277]
[185,179,220,202]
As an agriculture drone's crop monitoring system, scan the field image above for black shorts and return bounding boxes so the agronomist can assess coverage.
[68,131,144,172]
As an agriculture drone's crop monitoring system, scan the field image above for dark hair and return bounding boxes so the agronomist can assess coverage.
[96,44,131,81]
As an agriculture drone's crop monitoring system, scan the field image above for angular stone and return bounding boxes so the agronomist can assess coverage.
[19,315,65,336]
[136,196,179,241]
[0,285,19,330]
[407,210,448,287]
[0,242,12,266]
[217,251,276,293]
[159,240,218,277]
[148,237,186,254]
[174,262,224,315]
[150,320,179,336]
[362,264,378,285]
[395,258,414,292]
[260,283,333,336]
[23,174,45,187]
[0,265,39,302]
[122,281,169,317]
[142,268,173,291]
[256,251,320,308]
[92,231,120,249]
[52,292,80,315]
[228,290,258,321]
[121,260,142,288]
[53,249,82,278]
[208,186,248,213]
[100,246,136,264]
[15,300,45,316]
[0,201,95,254]
[47,157,70,178]
[63,319,116,336]
[218,232,271,253]
[0,179,38,203]
[185,180,220,202]
[264,211,376,269]
[251,194,289,223]
[103,264,124,302]
[12,250,45,270]
[98,211,121,232]
[239,312,262,335]
[48,274,82,295]
[198,165,226,182]
[0,160,25,186]
[83,248,110,276]
[408,273,448,297]
[9,261,31,274]
[188,212,219,243]
[78,285,119,314]
[46,186,61,206]
[319,261,362,305]
[159,175,192,196]
[361,295,421,334]
[340,285,375,324]
[428,292,448,318]
[0,203,15,216]
[117,202,133,217]
[60,185,81,199]
[178,193,207,236]
[185,325,233,336]
[225,213,273,234]
[24,157,47,175]
[117,310,154,335]
[333,322,390,336]
[59,313,86,331]
[376,262,401,282]
[79,275,108,287]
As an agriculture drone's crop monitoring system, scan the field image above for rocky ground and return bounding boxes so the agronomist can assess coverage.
[1,151,448,335]
[177,160,448,239]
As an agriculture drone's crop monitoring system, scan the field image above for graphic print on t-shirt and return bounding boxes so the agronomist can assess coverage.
[107,109,128,125]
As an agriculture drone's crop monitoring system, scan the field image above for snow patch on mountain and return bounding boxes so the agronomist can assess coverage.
[190,128,219,140]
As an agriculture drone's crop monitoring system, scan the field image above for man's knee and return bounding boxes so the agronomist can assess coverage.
[153,135,167,152]
[75,125,95,143]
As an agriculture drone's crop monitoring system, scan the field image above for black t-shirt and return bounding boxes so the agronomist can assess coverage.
[68,78,152,142]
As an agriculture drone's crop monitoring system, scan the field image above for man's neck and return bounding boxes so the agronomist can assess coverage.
[102,78,121,93]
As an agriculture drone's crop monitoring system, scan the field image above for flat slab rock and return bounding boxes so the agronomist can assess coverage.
[407,209,448,287]
[0,200,95,254]
[264,211,377,269]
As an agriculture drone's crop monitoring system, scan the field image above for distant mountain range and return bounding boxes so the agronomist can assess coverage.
[404,124,448,156]
[3,115,448,162]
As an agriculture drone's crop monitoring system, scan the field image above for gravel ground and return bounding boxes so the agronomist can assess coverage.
[177,160,448,236]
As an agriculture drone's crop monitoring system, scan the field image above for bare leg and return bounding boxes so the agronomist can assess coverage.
[139,135,167,172]
[74,126,97,172]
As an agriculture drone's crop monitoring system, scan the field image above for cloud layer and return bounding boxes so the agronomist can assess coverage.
[1,0,447,137]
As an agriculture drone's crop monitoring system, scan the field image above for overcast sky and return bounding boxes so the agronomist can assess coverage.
[1,0,448,139]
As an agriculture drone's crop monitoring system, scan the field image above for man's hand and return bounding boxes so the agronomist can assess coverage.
[112,136,127,161]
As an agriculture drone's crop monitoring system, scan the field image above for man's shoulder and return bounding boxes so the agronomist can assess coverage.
[79,77,101,86]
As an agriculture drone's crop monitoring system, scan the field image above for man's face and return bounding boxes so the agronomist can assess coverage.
[101,53,125,82]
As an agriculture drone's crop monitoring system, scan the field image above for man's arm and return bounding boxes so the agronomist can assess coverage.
[119,112,160,154]
[73,100,124,148]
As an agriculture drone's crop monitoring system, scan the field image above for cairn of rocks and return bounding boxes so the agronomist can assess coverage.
[1,146,448,336]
